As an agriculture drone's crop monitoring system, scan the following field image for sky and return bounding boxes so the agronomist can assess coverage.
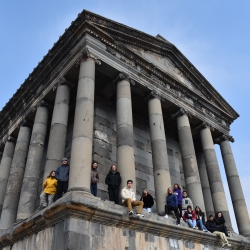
[0,1,250,233]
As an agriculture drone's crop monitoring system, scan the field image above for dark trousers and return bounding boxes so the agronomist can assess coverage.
[177,204,182,218]
[55,181,68,200]
[165,205,180,224]
[108,187,119,204]
[91,183,97,196]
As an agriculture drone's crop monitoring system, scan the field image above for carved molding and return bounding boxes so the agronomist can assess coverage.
[171,108,192,120]
[192,122,214,133]
[146,90,163,102]
[75,48,101,67]
[113,72,135,85]
[214,134,235,144]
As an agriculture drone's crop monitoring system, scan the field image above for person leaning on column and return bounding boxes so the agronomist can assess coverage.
[121,180,144,217]
[55,158,69,200]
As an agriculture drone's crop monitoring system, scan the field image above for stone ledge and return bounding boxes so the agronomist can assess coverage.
[0,191,249,249]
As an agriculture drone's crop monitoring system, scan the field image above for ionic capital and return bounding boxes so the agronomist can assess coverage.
[7,136,16,143]
[75,48,101,67]
[53,77,75,91]
[20,118,33,128]
[146,90,162,101]
[192,122,214,133]
[113,72,135,85]
[214,134,234,144]
[171,108,192,120]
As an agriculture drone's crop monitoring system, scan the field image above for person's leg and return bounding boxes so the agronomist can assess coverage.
[63,181,68,195]
[55,181,63,200]
[108,188,114,202]
[165,205,169,215]
[132,200,144,214]
[187,219,193,228]
[48,194,55,206]
[93,184,97,196]
[147,208,152,213]
[123,198,132,211]
[213,231,228,245]
[40,192,47,208]
[178,204,182,217]
[223,225,229,236]
[197,220,202,229]
[192,220,197,227]
[173,207,180,224]
[114,188,120,204]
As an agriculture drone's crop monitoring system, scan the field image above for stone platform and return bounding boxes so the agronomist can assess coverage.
[0,192,249,250]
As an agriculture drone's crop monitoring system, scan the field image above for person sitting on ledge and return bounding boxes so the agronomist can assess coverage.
[206,215,231,248]
[195,206,208,232]
[121,180,144,217]
[214,211,229,237]
[182,205,197,229]
[140,189,154,213]
[164,187,180,226]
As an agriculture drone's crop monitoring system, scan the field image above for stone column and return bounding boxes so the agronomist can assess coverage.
[0,137,16,215]
[0,125,31,229]
[17,103,50,220]
[196,149,215,219]
[148,91,171,214]
[199,124,232,227]
[114,73,136,194]
[68,50,101,192]
[172,109,205,212]
[43,77,72,180]
[216,135,250,236]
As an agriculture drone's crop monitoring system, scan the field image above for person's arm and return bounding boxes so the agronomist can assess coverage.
[54,179,58,188]
[201,212,205,224]
[121,188,130,200]
[43,179,47,188]
[105,173,110,185]
[192,211,196,220]
[174,195,178,207]
[118,174,121,186]
[182,212,187,221]
[96,171,99,182]
[55,167,60,180]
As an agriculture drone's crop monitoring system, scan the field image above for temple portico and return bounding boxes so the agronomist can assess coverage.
[0,10,249,249]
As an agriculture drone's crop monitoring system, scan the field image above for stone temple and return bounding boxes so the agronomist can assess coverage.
[0,10,249,250]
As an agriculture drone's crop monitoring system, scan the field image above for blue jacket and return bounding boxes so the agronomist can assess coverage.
[166,194,178,207]
[56,164,69,182]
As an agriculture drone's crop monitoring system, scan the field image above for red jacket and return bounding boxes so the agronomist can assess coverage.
[182,210,196,221]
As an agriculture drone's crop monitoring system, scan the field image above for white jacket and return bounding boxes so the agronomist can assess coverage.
[121,186,136,203]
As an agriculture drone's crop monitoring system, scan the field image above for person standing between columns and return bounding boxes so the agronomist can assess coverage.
[172,109,206,214]
[198,123,232,228]
[121,180,144,217]
[105,164,121,204]
[147,90,172,215]
[68,49,101,193]
[90,161,99,197]
[55,158,69,200]
[0,137,15,216]
[40,170,57,209]
[114,73,136,196]
[182,191,193,215]
[173,183,182,218]
[0,124,31,229]
[215,134,250,237]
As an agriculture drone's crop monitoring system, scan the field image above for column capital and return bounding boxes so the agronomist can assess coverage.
[192,121,214,132]
[53,76,75,91]
[214,134,235,144]
[146,90,163,101]
[75,48,101,67]
[7,136,16,143]
[113,72,135,85]
[20,118,33,128]
[171,108,191,120]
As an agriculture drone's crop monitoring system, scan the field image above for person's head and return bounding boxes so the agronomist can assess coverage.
[48,170,56,178]
[216,212,223,218]
[195,206,201,213]
[142,189,148,197]
[209,215,214,221]
[187,205,192,212]
[183,191,187,198]
[62,157,68,165]
[167,187,173,195]
[127,180,133,188]
[110,164,117,172]
[173,183,181,190]
[92,161,98,169]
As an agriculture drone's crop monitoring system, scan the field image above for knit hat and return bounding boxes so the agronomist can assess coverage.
[62,157,68,161]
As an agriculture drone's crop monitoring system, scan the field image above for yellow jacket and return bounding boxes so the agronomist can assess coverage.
[43,177,58,195]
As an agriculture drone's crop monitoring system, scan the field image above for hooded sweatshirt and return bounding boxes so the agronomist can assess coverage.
[173,188,182,205]
[182,196,193,210]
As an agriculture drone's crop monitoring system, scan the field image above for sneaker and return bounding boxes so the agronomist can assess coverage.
[226,243,231,247]
[222,243,226,248]
[177,224,180,226]
[193,226,196,229]
[136,213,145,217]
[203,229,208,232]
[164,214,168,218]
[128,211,133,216]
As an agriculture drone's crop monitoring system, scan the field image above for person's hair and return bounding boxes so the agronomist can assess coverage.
[127,180,133,184]
[92,161,98,167]
[167,187,173,195]
[187,205,192,210]
[183,191,187,194]
[48,170,56,178]
[141,189,150,198]
[215,211,226,223]
[195,206,202,215]
[173,183,181,190]
[209,215,214,219]
[110,164,118,172]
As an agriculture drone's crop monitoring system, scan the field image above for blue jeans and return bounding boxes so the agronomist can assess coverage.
[197,220,208,231]
[187,219,196,228]
[90,183,97,196]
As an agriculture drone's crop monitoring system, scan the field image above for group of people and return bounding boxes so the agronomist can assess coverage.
[40,161,231,247]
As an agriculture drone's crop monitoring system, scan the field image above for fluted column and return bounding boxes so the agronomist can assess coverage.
[115,73,136,194]
[0,125,31,229]
[196,149,214,219]
[199,124,232,227]
[216,135,250,236]
[68,50,101,192]
[17,103,50,220]
[148,91,171,214]
[43,77,72,180]
[0,137,16,215]
[172,109,205,212]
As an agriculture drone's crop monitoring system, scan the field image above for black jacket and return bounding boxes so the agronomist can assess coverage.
[140,194,154,208]
[214,217,225,226]
[105,171,121,189]
[196,211,205,224]
[205,220,219,233]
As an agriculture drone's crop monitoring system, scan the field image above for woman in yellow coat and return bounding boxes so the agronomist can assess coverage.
[40,170,58,209]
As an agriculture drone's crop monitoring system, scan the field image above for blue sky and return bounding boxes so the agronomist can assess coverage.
[1,1,249,233]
